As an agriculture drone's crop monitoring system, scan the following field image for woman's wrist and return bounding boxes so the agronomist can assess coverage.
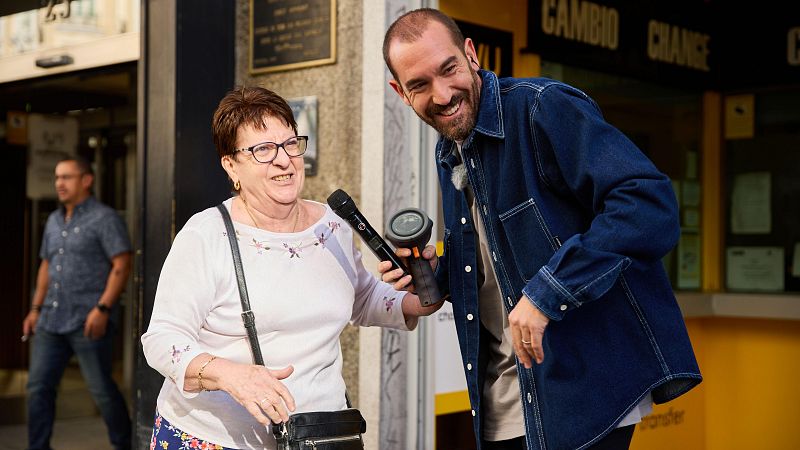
[197,355,218,391]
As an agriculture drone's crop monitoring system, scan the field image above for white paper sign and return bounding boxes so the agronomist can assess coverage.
[726,246,784,291]
[678,233,701,289]
[27,114,78,199]
[731,172,771,234]
[434,302,467,395]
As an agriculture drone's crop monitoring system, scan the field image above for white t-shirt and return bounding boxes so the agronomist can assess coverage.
[141,198,412,449]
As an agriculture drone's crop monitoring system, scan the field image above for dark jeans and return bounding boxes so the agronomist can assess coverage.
[481,425,635,450]
[27,327,131,450]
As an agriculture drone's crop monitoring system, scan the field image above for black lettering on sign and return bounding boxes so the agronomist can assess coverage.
[455,20,514,78]
[637,407,686,431]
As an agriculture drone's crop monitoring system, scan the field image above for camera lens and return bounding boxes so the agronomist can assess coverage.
[390,211,424,237]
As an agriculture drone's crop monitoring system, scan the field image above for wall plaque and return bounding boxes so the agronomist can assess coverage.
[249,0,336,73]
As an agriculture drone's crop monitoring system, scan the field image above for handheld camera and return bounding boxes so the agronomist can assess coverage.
[385,208,442,307]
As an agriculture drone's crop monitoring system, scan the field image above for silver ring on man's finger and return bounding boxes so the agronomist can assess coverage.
[260,397,270,405]
[521,339,531,344]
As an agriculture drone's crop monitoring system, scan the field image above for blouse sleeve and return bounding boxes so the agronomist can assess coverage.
[348,237,414,330]
[140,226,217,399]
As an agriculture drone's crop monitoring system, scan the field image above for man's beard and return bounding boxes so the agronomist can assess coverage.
[417,72,480,142]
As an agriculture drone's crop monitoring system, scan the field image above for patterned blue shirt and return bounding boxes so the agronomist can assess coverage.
[38,196,131,334]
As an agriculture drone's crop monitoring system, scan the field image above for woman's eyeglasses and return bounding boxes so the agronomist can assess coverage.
[235,136,308,163]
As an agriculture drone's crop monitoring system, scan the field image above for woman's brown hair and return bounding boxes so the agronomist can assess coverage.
[211,86,298,159]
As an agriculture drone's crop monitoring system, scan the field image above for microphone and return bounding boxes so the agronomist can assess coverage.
[326,189,409,277]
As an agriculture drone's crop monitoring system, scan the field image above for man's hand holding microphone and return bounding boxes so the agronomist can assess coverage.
[377,245,437,295]
[327,190,443,319]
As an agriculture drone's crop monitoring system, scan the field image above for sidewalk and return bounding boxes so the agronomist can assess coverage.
[0,415,112,450]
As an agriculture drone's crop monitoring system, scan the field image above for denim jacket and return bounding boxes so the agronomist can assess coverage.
[434,71,701,450]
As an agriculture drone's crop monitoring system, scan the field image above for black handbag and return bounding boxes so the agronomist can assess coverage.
[217,204,366,450]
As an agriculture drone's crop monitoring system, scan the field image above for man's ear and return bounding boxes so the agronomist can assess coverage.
[464,38,479,69]
[81,173,94,191]
[389,79,412,106]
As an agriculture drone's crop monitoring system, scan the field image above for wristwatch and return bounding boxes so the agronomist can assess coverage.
[96,302,111,313]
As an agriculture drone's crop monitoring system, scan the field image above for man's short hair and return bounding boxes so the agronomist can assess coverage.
[58,155,94,176]
[383,8,465,83]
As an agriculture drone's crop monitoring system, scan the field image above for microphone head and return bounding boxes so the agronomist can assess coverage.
[327,189,357,216]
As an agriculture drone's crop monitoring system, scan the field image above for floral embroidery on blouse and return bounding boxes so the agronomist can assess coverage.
[170,344,191,364]
[249,238,270,254]
[283,242,302,258]
[315,221,342,248]
[384,296,396,312]
[221,229,241,241]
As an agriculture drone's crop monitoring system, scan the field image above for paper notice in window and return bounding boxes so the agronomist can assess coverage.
[726,247,784,291]
[678,233,701,289]
[792,243,800,278]
[731,172,771,234]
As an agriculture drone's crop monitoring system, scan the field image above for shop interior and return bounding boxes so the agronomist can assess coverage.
[0,62,137,425]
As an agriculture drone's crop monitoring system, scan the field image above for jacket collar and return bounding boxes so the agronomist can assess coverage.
[437,70,504,166]
[473,70,505,140]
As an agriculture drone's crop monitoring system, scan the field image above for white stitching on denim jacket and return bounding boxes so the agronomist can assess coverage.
[620,275,670,373]
[573,257,631,301]
[539,266,579,309]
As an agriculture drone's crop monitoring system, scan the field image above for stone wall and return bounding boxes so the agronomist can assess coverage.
[234,0,364,404]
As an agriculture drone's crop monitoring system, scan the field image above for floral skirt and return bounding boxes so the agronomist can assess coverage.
[150,410,233,450]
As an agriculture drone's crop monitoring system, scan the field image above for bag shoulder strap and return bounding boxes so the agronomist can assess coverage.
[217,203,265,366]
[217,201,352,408]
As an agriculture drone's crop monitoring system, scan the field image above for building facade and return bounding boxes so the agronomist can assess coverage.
[1,1,799,449]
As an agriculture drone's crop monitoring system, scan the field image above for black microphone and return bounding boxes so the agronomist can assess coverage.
[327,189,410,277]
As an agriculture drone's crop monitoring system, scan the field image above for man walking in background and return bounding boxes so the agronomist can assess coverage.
[22,156,132,450]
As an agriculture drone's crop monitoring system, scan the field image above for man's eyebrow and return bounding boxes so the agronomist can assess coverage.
[404,56,459,90]
[438,56,458,72]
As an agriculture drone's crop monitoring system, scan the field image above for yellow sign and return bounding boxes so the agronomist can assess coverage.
[724,94,755,139]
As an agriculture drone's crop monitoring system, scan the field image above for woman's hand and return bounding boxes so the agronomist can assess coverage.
[401,292,444,317]
[185,355,296,425]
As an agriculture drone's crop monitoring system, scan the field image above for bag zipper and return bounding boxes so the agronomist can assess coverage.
[303,434,361,449]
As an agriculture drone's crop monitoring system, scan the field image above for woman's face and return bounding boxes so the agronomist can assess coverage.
[222,116,305,209]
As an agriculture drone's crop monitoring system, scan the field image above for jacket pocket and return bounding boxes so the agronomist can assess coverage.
[498,198,559,282]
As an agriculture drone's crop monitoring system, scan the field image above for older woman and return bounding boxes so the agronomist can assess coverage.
[141,86,439,449]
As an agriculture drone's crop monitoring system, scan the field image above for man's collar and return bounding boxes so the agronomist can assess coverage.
[59,195,95,215]
[437,70,504,165]
[472,70,504,139]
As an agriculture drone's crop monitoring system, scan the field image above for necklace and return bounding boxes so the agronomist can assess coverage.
[239,195,301,232]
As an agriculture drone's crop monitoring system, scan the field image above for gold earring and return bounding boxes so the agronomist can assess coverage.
[234,180,241,191]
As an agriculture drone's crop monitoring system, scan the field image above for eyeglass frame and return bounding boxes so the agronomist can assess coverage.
[234,135,309,164]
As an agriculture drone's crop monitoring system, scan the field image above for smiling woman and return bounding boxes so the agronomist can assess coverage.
[140,86,442,449]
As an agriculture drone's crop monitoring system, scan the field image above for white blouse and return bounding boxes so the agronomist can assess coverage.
[141,198,412,449]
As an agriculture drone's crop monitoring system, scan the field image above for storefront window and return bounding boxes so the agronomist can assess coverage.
[724,88,800,293]
[541,61,704,290]
[0,0,138,58]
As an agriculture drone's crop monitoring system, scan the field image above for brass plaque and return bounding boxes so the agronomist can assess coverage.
[249,0,336,74]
